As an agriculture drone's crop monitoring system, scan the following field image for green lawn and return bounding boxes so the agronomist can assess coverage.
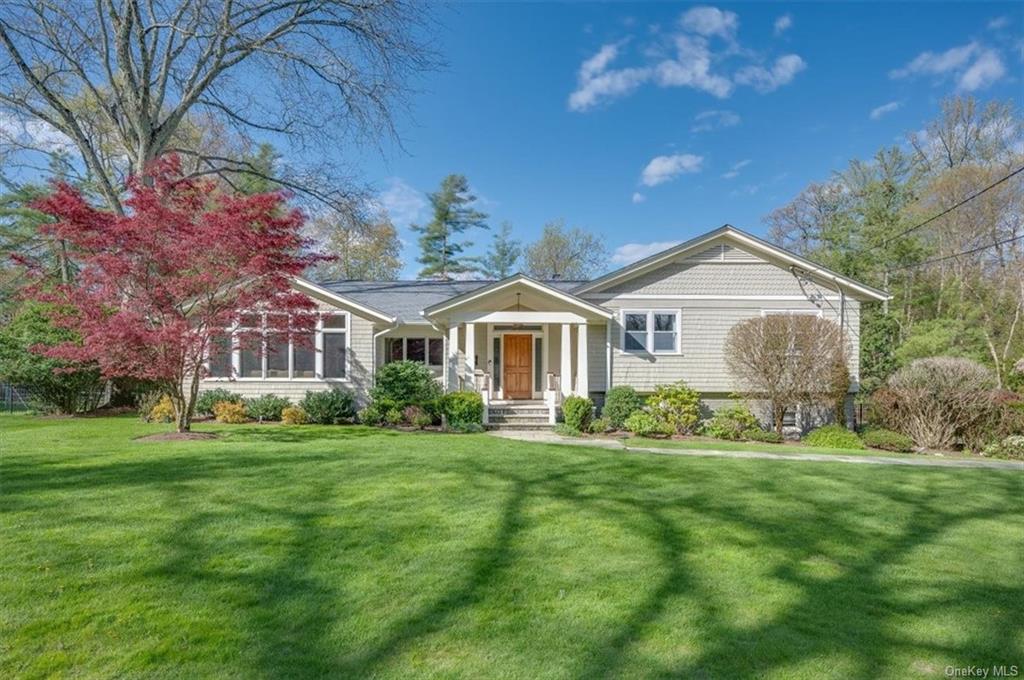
[617,435,968,459]
[2,416,1022,679]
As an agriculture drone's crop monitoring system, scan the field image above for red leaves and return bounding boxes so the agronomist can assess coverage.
[26,154,328,384]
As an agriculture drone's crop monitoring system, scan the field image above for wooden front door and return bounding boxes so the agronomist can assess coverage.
[503,334,533,399]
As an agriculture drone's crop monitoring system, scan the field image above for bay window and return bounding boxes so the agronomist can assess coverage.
[621,310,681,354]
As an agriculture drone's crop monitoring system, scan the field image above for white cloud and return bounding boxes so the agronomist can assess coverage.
[721,159,751,179]
[654,35,733,98]
[987,16,1009,30]
[691,109,740,132]
[891,41,1006,91]
[734,54,806,92]
[958,49,1005,91]
[680,6,738,40]
[567,6,805,111]
[568,43,652,112]
[631,192,646,204]
[640,153,704,187]
[891,42,978,78]
[869,101,901,120]
[376,178,427,227]
[611,240,682,265]
[773,14,793,36]
[0,113,75,154]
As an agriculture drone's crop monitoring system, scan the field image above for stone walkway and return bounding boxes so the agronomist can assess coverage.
[488,430,1024,471]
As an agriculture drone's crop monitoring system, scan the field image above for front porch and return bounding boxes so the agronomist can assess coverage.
[420,274,614,427]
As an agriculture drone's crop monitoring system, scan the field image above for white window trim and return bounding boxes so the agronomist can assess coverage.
[204,311,350,382]
[620,309,681,355]
[383,336,445,368]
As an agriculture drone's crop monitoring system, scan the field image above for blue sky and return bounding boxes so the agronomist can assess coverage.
[354,2,1023,277]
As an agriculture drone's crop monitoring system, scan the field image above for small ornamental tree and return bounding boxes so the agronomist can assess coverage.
[26,155,326,432]
[725,314,849,436]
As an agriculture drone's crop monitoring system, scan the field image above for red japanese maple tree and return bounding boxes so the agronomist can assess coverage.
[29,156,326,432]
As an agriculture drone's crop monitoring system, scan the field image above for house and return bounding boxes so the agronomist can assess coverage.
[198,225,890,429]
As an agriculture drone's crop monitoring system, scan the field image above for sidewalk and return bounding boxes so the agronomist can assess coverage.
[488,430,1024,471]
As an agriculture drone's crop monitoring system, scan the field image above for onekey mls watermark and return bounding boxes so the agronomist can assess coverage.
[945,666,1019,678]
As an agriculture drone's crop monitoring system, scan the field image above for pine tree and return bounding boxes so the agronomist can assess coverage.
[413,174,488,279]
[480,222,521,279]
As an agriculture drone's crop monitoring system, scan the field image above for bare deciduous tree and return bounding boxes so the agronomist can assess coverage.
[724,314,849,435]
[0,0,432,214]
[523,220,607,281]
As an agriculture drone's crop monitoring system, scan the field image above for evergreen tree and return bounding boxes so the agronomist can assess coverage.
[412,174,488,279]
[480,222,521,279]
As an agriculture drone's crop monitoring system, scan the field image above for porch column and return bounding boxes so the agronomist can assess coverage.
[576,323,588,397]
[465,323,476,386]
[447,324,460,391]
[560,323,572,397]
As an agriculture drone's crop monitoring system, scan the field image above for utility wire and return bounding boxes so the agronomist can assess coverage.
[877,164,1024,249]
[888,233,1024,271]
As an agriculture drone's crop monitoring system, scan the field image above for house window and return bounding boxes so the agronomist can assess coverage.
[322,317,347,379]
[208,333,232,378]
[383,337,444,367]
[622,310,680,354]
[492,337,501,390]
[534,337,543,392]
[207,311,349,381]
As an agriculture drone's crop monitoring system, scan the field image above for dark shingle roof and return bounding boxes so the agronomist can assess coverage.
[317,278,587,323]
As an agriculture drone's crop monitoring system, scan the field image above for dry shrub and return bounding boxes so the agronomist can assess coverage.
[873,357,996,450]
[213,400,248,424]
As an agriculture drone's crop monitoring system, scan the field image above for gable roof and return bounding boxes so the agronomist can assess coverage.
[421,273,613,319]
[291,277,397,323]
[318,278,587,323]
[572,225,891,302]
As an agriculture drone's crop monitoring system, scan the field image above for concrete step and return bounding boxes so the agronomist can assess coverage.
[489,409,549,417]
[488,416,551,425]
[485,422,555,431]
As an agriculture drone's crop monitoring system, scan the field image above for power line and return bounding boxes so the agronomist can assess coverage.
[877,164,1024,249]
[889,233,1024,271]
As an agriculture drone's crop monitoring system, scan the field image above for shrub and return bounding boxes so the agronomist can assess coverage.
[299,388,355,424]
[872,357,996,450]
[137,391,166,422]
[448,421,485,434]
[213,400,247,424]
[281,405,307,425]
[358,405,383,427]
[371,360,442,409]
[146,395,176,423]
[804,424,864,450]
[589,417,612,434]
[602,386,644,429]
[562,395,594,432]
[554,423,582,437]
[861,428,914,453]
[403,405,433,429]
[646,381,701,434]
[702,404,760,440]
[384,408,404,426]
[625,411,674,437]
[195,388,242,417]
[440,391,484,427]
[743,428,783,443]
[982,435,1024,460]
[244,394,291,422]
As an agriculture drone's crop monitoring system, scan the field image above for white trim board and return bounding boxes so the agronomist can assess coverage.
[584,294,842,301]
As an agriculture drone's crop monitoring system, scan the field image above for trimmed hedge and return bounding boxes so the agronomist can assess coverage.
[861,428,914,453]
[602,386,643,429]
[195,388,242,417]
[441,391,484,428]
[804,424,864,450]
[562,395,594,432]
[299,388,356,424]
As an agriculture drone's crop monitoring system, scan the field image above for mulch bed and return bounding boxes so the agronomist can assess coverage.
[134,432,219,442]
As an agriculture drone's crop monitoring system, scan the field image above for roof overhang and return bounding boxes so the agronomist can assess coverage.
[421,273,614,321]
[291,277,397,324]
[573,225,892,302]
